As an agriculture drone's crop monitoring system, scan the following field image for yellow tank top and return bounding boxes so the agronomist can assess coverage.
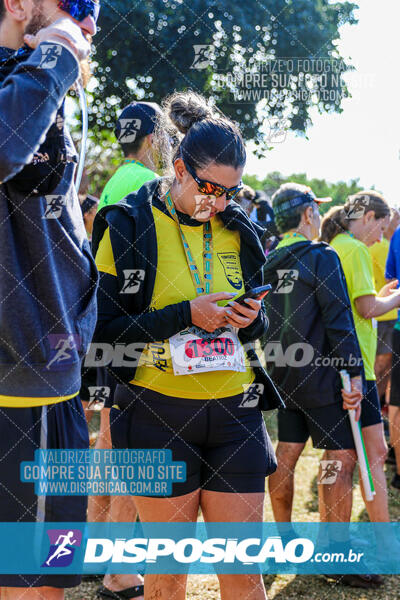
[133,205,254,399]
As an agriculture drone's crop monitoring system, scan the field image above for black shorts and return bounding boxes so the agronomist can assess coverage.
[0,397,89,588]
[278,380,382,450]
[376,319,396,355]
[111,384,277,496]
[390,327,400,407]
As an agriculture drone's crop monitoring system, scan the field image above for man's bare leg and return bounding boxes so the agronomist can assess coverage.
[374,354,392,400]
[268,442,305,521]
[360,424,389,521]
[389,406,400,476]
[89,409,143,596]
[318,449,356,522]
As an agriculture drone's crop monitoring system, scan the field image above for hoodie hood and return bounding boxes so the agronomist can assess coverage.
[264,240,317,289]
[0,45,32,83]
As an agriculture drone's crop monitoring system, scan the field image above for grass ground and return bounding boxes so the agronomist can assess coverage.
[66,410,400,600]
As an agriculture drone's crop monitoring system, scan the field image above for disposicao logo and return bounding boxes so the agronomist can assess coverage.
[42,529,82,568]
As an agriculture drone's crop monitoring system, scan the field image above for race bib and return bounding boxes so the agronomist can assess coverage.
[169,325,246,376]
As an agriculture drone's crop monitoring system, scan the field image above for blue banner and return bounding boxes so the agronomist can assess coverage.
[0,522,399,575]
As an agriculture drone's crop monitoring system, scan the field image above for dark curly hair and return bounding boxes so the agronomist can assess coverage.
[153,90,246,183]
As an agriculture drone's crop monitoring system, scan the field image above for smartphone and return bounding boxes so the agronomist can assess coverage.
[232,285,272,305]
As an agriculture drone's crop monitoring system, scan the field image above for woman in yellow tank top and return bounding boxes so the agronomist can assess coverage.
[93,91,281,600]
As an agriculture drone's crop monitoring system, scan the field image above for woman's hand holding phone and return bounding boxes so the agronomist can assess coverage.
[190,292,237,332]
[225,298,261,329]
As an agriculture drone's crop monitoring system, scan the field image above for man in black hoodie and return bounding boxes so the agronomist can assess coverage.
[263,185,386,588]
[0,1,99,597]
[264,184,366,529]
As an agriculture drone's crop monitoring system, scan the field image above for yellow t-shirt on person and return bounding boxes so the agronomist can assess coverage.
[95,206,254,399]
[330,233,377,381]
[369,238,398,322]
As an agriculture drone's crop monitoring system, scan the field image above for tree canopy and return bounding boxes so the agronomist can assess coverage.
[243,171,362,214]
[91,0,358,150]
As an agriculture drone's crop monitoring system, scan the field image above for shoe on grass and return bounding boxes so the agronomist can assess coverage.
[391,473,400,489]
[386,446,396,465]
[323,574,383,588]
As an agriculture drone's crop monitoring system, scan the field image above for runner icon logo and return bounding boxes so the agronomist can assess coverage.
[43,195,66,219]
[39,44,62,69]
[345,195,369,220]
[88,386,111,410]
[274,269,299,294]
[120,269,145,294]
[42,529,82,567]
[118,119,142,143]
[239,384,264,408]
[319,460,342,484]
[266,117,289,144]
[190,45,213,70]
[46,334,80,371]
[192,195,217,220]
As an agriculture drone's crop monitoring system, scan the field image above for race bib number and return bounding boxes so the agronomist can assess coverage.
[169,325,246,376]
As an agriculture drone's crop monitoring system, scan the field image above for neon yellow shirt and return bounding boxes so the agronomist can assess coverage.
[276,233,309,249]
[331,233,377,380]
[0,392,78,408]
[98,160,156,210]
[96,206,254,399]
[369,238,397,321]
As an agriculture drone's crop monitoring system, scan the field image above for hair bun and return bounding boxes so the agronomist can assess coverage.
[167,91,214,134]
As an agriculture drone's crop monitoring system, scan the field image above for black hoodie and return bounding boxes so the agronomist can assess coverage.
[263,239,363,409]
[0,43,98,402]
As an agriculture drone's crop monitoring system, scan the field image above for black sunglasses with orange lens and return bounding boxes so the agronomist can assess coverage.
[185,161,243,202]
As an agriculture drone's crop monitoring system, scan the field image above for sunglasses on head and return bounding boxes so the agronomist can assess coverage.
[184,161,242,202]
[58,0,100,23]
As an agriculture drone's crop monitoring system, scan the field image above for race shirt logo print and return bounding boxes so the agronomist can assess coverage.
[217,252,243,290]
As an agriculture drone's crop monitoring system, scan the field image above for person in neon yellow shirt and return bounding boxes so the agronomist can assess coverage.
[98,101,162,210]
[369,211,400,401]
[320,192,400,529]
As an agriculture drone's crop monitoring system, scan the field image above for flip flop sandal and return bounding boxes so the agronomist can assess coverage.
[96,584,144,599]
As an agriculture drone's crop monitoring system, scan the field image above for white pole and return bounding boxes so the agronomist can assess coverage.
[340,370,375,502]
[75,82,88,194]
